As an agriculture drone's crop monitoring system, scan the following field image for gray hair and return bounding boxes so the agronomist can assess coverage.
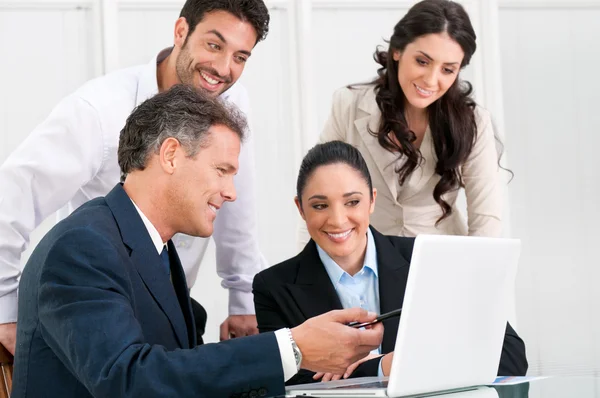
[118,84,247,180]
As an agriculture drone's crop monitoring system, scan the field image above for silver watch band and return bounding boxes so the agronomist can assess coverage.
[287,328,302,371]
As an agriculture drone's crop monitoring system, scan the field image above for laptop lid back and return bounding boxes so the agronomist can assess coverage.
[387,235,521,397]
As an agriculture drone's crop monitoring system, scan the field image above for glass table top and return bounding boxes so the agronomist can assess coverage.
[282,376,600,397]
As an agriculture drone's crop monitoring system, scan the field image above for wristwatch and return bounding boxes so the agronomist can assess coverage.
[287,328,302,370]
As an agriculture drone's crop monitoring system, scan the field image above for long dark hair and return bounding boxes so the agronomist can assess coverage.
[297,141,373,207]
[371,0,478,223]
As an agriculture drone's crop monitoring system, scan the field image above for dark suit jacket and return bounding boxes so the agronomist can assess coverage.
[253,227,528,385]
[12,184,284,398]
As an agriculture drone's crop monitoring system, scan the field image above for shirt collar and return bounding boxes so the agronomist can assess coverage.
[135,50,162,107]
[136,47,237,107]
[317,227,378,283]
[130,199,165,254]
[364,228,378,276]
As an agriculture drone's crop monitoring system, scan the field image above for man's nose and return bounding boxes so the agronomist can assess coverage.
[213,55,232,80]
[222,177,237,202]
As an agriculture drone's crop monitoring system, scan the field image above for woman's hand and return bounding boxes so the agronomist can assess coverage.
[381,352,394,376]
[312,353,384,381]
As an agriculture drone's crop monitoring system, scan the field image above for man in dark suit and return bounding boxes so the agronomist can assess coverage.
[254,226,529,385]
[11,85,384,398]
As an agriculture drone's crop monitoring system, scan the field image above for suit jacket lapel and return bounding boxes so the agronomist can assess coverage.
[371,228,410,353]
[354,88,399,202]
[105,184,189,348]
[129,249,190,348]
[286,241,343,319]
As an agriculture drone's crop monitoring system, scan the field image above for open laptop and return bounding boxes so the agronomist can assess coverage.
[286,234,521,397]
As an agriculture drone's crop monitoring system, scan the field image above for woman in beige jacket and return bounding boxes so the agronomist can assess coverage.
[300,0,506,247]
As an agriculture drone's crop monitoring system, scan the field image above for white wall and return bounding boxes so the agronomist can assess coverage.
[498,0,600,376]
[1,0,599,376]
[0,0,102,273]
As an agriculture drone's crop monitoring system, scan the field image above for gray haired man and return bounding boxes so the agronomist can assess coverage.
[12,85,384,398]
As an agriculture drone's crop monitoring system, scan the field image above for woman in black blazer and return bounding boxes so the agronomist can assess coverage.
[253,141,528,385]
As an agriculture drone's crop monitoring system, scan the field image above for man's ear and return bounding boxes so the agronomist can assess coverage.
[159,137,181,174]
[174,17,190,48]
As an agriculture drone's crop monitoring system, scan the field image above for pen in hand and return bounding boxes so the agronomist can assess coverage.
[347,308,402,328]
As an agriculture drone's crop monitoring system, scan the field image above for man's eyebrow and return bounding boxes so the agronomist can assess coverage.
[217,162,237,173]
[207,29,226,43]
[206,29,252,57]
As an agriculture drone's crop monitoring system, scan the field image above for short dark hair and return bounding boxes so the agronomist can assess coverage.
[118,84,246,180]
[296,141,374,206]
[180,0,270,44]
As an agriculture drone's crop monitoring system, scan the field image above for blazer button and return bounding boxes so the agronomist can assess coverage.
[258,388,267,397]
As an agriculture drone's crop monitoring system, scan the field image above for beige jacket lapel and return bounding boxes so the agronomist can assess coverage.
[398,126,437,202]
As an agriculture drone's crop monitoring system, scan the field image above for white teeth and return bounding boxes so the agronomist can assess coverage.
[328,229,352,239]
[208,205,217,214]
[201,71,220,85]
[415,84,433,95]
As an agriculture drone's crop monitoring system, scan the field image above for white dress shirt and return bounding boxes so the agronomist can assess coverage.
[130,199,165,255]
[0,48,267,324]
[131,199,297,381]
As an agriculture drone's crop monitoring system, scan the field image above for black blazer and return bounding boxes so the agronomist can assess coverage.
[253,227,528,385]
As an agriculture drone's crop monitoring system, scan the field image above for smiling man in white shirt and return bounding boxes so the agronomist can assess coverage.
[0,0,270,354]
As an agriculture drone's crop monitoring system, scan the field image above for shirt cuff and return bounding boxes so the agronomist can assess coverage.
[274,328,298,381]
[228,289,255,315]
[0,292,18,324]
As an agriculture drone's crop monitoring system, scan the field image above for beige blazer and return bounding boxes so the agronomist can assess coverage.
[298,85,503,248]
